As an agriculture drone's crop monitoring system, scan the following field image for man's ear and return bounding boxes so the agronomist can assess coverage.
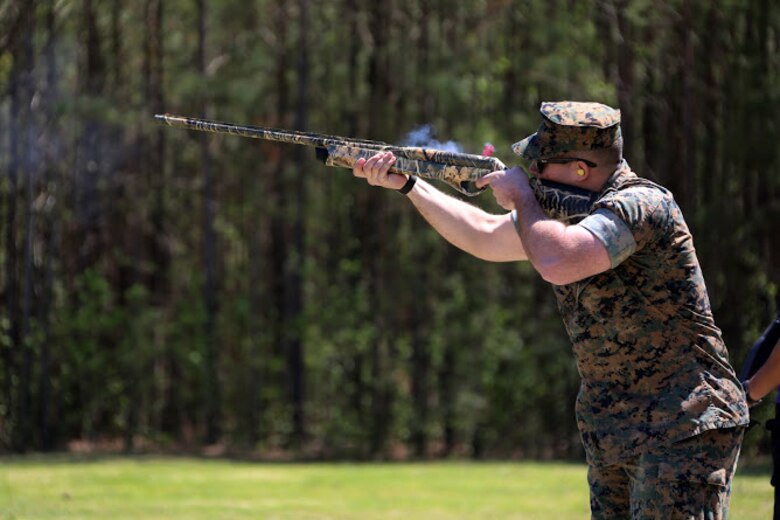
[574,161,590,181]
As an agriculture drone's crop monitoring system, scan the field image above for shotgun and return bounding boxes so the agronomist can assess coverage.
[154,114,503,197]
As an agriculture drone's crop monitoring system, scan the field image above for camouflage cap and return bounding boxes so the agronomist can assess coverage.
[512,101,621,160]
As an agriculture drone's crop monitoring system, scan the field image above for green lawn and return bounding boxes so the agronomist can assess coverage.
[0,456,773,519]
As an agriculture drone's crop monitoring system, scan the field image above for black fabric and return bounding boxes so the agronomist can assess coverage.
[740,315,780,381]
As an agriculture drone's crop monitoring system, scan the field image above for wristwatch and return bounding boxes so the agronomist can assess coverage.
[398,175,418,195]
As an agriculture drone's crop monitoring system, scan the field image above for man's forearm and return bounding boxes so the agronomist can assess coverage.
[513,191,570,277]
[748,340,780,401]
[407,179,527,262]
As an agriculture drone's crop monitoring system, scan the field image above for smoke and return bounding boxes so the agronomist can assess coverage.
[402,125,495,157]
[402,124,463,153]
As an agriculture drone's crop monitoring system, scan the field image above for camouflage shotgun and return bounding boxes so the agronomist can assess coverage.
[154,113,505,196]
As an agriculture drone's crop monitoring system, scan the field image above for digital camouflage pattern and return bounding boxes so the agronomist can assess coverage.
[554,162,749,467]
[588,427,743,519]
[513,101,622,160]
[155,113,505,197]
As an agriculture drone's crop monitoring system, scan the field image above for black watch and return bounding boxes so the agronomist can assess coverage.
[398,175,417,195]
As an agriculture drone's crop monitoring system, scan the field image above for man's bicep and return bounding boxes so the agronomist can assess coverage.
[578,209,637,269]
[561,225,613,280]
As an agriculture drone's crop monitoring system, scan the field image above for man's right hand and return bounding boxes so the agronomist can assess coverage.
[352,151,407,190]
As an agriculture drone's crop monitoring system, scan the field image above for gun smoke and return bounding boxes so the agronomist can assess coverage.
[402,125,464,153]
[403,125,495,157]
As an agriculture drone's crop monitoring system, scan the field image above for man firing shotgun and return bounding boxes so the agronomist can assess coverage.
[155,113,598,219]
[354,101,749,520]
[157,102,750,519]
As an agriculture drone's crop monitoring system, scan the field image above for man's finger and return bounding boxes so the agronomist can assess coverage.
[380,155,396,173]
[353,157,367,177]
[475,172,500,189]
[365,155,380,170]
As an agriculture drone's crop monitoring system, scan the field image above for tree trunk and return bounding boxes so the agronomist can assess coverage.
[110,0,123,92]
[76,0,105,270]
[439,340,456,456]
[3,10,20,452]
[614,0,635,162]
[410,319,429,458]
[4,0,38,452]
[417,0,434,123]
[244,3,265,451]
[267,0,289,447]
[366,0,394,458]
[19,0,37,452]
[753,0,778,294]
[665,0,696,210]
[149,0,168,300]
[284,0,310,448]
[197,0,221,445]
[38,39,57,450]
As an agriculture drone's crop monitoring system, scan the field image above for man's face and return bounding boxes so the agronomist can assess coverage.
[529,157,576,184]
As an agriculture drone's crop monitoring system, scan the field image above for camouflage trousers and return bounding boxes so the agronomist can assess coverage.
[587,427,745,520]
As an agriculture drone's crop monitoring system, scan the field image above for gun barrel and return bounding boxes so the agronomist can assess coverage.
[155,114,389,149]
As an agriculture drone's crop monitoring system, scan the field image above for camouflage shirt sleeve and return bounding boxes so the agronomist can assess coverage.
[580,186,669,268]
[578,209,636,268]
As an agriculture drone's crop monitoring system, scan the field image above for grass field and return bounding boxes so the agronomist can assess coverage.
[0,456,773,519]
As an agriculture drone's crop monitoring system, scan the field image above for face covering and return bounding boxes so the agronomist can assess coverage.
[528,176,600,224]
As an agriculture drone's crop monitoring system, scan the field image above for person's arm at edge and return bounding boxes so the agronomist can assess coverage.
[746,338,780,402]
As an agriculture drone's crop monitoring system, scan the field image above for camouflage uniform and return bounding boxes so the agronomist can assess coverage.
[513,102,750,519]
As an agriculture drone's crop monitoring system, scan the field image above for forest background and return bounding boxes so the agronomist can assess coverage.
[0,0,778,461]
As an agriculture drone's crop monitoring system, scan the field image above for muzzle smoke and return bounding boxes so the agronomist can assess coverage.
[402,125,463,153]
[402,125,495,159]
